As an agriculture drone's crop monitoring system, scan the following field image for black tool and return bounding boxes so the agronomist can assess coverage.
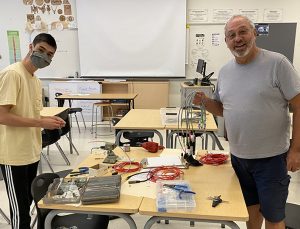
[212,195,222,207]
[208,195,228,207]
[201,72,214,86]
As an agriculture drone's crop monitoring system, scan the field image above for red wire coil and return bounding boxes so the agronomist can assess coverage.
[199,153,229,165]
[112,161,142,173]
[148,166,184,182]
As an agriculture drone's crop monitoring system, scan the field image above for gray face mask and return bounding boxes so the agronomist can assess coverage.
[30,51,52,69]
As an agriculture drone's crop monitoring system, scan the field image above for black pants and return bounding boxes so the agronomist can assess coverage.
[0,161,39,229]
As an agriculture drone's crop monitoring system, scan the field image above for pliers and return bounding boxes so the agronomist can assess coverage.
[70,167,89,177]
[163,184,196,199]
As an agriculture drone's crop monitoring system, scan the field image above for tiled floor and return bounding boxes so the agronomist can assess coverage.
[0,123,299,229]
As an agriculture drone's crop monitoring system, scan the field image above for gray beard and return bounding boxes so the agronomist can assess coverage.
[231,39,255,58]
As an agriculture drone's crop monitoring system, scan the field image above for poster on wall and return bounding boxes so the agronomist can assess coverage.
[188,9,208,23]
[7,31,21,64]
[263,9,283,22]
[22,0,77,33]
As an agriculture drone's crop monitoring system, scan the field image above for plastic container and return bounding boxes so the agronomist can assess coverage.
[160,107,180,125]
[156,180,196,212]
[43,177,87,204]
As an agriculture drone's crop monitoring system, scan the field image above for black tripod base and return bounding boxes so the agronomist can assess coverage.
[184,154,202,166]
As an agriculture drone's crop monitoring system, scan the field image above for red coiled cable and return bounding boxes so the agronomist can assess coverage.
[112,161,142,173]
[199,153,229,166]
[148,166,184,182]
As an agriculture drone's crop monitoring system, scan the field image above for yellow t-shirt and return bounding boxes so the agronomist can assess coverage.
[0,62,43,165]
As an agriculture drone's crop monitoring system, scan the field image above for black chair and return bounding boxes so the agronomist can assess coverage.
[55,92,86,133]
[57,116,80,155]
[112,118,154,146]
[31,173,109,229]
[285,203,300,229]
[55,169,73,178]
[41,128,71,173]
[30,169,74,228]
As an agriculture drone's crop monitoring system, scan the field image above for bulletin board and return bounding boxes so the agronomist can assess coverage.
[0,0,79,78]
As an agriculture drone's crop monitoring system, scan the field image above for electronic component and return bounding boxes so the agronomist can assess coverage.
[103,142,119,164]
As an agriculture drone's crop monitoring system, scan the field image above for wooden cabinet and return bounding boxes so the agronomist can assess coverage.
[100,81,169,118]
[129,81,169,109]
[100,81,131,119]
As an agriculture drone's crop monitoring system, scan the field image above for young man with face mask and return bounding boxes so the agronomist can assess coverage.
[194,15,300,229]
[0,33,65,229]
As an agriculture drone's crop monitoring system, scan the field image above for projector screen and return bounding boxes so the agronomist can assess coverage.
[76,0,186,77]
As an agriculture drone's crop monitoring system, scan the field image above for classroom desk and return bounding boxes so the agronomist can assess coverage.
[114,109,221,149]
[139,150,248,229]
[39,148,248,229]
[114,109,165,145]
[39,147,159,229]
[56,93,138,110]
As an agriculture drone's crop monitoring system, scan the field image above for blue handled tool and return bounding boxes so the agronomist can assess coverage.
[163,184,196,199]
[70,167,89,177]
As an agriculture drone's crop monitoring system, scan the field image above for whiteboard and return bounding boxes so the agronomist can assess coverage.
[48,81,101,121]
[76,0,186,77]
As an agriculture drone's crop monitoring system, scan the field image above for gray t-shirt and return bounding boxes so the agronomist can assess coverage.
[214,49,300,159]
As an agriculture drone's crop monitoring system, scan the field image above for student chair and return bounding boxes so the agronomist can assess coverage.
[91,101,114,138]
[31,173,109,229]
[55,92,86,133]
[112,118,154,146]
[41,128,71,173]
[30,169,73,229]
[57,115,80,155]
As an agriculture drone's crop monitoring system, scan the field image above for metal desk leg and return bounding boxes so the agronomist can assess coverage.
[213,132,224,150]
[167,131,216,150]
[203,132,216,150]
[144,216,240,229]
[44,210,137,229]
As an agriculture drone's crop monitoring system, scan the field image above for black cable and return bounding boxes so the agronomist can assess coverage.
[126,171,153,184]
